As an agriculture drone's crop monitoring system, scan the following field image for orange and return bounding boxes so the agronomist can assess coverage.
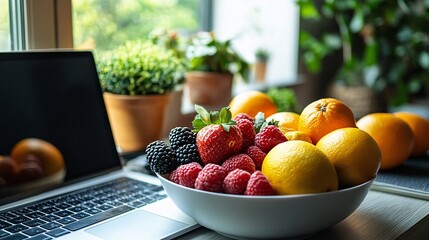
[316,128,381,187]
[357,113,414,170]
[266,112,300,134]
[298,98,356,144]
[261,141,338,195]
[394,112,429,157]
[11,138,65,176]
[284,130,312,144]
[228,90,277,118]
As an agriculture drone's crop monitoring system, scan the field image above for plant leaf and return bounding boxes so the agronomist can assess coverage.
[194,104,211,123]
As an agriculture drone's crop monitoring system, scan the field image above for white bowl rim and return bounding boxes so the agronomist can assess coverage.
[157,173,375,199]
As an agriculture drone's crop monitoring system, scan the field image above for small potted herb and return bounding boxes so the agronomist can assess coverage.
[254,48,270,82]
[185,32,250,107]
[97,40,186,153]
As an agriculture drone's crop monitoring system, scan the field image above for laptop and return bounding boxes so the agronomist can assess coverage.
[0,50,198,240]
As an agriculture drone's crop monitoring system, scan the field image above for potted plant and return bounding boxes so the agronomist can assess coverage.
[185,32,250,108]
[97,40,186,153]
[296,0,429,117]
[253,48,270,82]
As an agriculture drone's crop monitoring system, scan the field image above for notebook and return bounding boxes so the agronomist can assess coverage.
[0,50,198,240]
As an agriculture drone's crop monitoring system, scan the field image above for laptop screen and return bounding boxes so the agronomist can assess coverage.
[0,51,122,203]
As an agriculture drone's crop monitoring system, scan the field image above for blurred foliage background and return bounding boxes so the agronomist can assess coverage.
[72,0,199,56]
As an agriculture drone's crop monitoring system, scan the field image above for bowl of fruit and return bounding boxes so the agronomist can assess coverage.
[148,98,381,239]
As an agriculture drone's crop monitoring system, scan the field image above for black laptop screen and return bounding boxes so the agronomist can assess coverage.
[0,51,122,203]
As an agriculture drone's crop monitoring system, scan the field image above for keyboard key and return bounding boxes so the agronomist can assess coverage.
[0,230,11,238]
[56,217,76,225]
[27,234,52,240]
[97,205,113,211]
[0,233,28,240]
[0,212,19,220]
[40,215,59,222]
[84,209,101,215]
[40,222,61,230]
[22,219,46,227]
[55,203,71,209]
[8,216,31,224]
[71,212,90,219]
[67,206,87,213]
[4,224,29,233]
[63,205,133,231]
[53,210,73,217]
[0,220,12,228]
[40,207,59,214]
[25,211,45,219]
[22,227,46,236]
[45,228,70,238]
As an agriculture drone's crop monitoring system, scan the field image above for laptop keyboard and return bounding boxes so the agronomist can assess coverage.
[0,177,166,240]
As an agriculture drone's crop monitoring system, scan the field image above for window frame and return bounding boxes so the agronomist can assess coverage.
[16,0,211,50]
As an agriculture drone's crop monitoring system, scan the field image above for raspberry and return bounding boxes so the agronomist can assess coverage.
[236,119,256,151]
[169,169,180,184]
[245,145,266,170]
[223,169,251,195]
[233,113,254,123]
[254,125,287,153]
[221,153,255,173]
[169,127,196,150]
[175,143,201,165]
[146,140,178,174]
[195,164,227,193]
[245,171,276,196]
[176,162,202,188]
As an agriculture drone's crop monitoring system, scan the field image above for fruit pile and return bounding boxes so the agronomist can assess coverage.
[147,91,429,196]
[0,138,64,188]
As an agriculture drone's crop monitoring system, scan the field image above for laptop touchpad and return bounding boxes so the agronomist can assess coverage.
[86,210,189,240]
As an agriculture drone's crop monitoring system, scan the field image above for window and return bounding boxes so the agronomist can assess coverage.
[72,0,201,55]
[0,0,10,50]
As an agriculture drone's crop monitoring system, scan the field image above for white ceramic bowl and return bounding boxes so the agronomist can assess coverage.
[157,174,374,239]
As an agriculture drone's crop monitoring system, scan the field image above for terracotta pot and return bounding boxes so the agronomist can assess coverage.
[185,71,233,107]
[253,62,267,82]
[103,92,171,153]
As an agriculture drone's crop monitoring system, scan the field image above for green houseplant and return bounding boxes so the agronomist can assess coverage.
[297,0,429,113]
[185,32,250,108]
[254,48,270,82]
[97,40,186,153]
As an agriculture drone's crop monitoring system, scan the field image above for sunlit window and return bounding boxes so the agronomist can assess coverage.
[0,0,10,50]
[72,0,200,55]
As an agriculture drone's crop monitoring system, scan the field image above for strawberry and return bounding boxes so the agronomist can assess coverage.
[195,163,227,192]
[245,145,266,170]
[236,119,256,151]
[245,171,276,196]
[193,105,243,165]
[223,169,251,194]
[221,153,255,173]
[254,125,287,153]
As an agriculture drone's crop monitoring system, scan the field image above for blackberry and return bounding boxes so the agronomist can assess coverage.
[146,140,178,174]
[169,127,196,150]
[175,143,201,165]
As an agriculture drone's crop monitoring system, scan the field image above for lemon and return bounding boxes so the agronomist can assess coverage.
[261,141,338,195]
[316,128,381,187]
[284,130,312,144]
